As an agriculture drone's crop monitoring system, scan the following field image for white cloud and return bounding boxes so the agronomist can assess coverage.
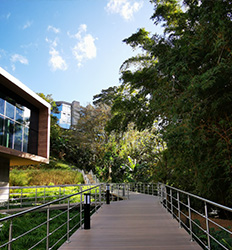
[46,37,68,71]
[49,48,68,71]
[45,37,58,48]
[23,20,33,30]
[10,54,28,71]
[47,25,60,34]
[11,54,29,64]
[106,0,143,20]
[70,24,97,67]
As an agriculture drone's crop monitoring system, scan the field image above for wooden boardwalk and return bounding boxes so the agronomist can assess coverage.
[59,193,201,250]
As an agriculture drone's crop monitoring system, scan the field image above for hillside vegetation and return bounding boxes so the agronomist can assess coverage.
[10,159,84,186]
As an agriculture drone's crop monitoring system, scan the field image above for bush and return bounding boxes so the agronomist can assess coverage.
[10,170,31,186]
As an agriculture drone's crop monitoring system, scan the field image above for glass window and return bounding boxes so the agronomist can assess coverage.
[23,127,29,152]
[0,98,4,115]
[16,105,24,123]
[14,123,23,151]
[0,89,36,153]
[4,119,14,148]
[0,116,4,146]
[23,107,31,126]
[6,101,15,119]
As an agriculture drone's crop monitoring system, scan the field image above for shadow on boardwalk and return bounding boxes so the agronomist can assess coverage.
[59,193,201,250]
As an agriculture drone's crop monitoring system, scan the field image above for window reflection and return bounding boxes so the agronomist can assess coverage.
[6,101,15,119]
[5,119,14,148]
[0,99,4,114]
[0,96,32,153]
[23,127,29,152]
[0,116,4,146]
[14,123,23,151]
[16,105,24,123]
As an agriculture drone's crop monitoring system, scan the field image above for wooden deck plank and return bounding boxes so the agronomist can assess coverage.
[59,193,201,250]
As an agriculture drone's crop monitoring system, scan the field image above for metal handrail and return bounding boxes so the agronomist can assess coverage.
[0,183,129,249]
[0,184,95,209]
[156,182,232,250]
[1,182,231,249]
[161,183,232,213]
[127,182,232,250]
[0,184,104,250]
[0,185,99,223]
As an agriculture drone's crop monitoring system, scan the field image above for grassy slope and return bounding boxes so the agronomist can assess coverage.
[9,158,84,186]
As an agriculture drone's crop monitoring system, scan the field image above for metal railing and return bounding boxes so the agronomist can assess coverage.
[0,184,104,250]
[0,184,94,210]
[2,182,231,249]
[157,183,232,250]
[0,183,130,250]
[128,182,158,196]
[0,183,131,210]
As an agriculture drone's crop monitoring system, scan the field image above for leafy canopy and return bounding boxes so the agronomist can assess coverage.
[103,0,232,205]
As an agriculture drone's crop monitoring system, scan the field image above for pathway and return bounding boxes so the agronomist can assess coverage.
[59,193,201,250]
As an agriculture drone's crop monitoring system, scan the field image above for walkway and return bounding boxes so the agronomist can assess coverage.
[59,193,201,250]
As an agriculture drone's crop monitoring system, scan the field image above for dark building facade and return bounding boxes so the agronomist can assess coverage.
[0,67,50,201]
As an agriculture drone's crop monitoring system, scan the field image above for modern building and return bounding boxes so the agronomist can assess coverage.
[54,101,80,129]
[0,67,50,201]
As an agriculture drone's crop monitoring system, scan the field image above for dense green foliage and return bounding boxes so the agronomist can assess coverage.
[99,0,232,206]
[37,94,164,183]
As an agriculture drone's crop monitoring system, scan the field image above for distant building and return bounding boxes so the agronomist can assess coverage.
[0,67,50,201]
[54,101,80,129]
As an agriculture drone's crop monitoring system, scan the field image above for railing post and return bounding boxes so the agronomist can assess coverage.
[187,195,193,241]
[160,184,163,205]
[127,184,129,200]
[7,188,10,210]
[95,188,97,211]
[46,205,50,250]
[177,191,181,228]
[8,219,13,250]
[66,198,70,243]
[44,187,46,204]
[20,189,23,207]
[152,184,154,196]
[99,185,102,207]
[170,189,173,218]
[35,187,37,204]
[80,186,83,228]
[157,183,160,200]
[205,201,211,249]
[122,183,125,197]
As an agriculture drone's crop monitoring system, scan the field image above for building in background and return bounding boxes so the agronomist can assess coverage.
[0,67,50,201]
[54,101,80,129]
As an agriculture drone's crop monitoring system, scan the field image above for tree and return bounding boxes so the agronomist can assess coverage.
[105,0,232,205]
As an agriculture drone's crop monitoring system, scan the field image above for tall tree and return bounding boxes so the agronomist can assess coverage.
[106,0,232,205]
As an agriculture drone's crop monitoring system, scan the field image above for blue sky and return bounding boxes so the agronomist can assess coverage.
[0,0,162,106]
